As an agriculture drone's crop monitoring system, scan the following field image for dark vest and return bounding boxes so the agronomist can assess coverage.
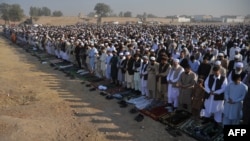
[134,59,141,72]
[141,63,148,80]
[205,75,225,100]
[158,63,170,84]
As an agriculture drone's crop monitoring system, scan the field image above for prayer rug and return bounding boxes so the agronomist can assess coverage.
[159,110,192,127]
[179,118,223,141]
[139,105,168,121]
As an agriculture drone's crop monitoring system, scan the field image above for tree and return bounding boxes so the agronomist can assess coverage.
[124,11,132,17]
[52,11,63,17]
[41,7,51,16]
[0,3,10,23]
[0,3,24,24]
[9,4,24,22]
[94,3,112,17]
[29,6,51,16]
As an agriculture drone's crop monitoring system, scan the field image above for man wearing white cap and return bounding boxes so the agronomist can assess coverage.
[117,52,126,86]
[216,53,228,69]
[147,56,159,99]
[166,58,184,112]
[228,55,242,75]
[209,60,227,77]
[140,56,149,97]
[229,43,239,61]
[100,48,108,78]
[227,62,248,84]
[123,52,135,90]
[88,44,98,74]
[202,66,228,126]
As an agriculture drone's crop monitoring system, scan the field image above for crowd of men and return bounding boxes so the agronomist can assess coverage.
[3,23,250,126]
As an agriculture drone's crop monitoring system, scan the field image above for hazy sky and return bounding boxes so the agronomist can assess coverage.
[3,0,250,17]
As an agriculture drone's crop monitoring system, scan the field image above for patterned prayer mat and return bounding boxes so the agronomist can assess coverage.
[158,110,192,127]
[179,118,223,141]
[139,105,168,121]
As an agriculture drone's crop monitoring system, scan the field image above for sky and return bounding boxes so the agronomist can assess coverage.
[2,0,250,17]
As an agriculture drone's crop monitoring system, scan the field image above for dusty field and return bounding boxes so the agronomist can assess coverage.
[0,35,197,141]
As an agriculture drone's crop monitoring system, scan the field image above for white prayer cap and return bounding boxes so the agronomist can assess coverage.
[207,48,212,51]
[218,53,224,57]
[100,44,104,47]
[150,56,156,61]
[125,52,130,56]
[131,39,135,42]
[173,58,180,63]
[143,56,149,60]
[236,62,244,68]
[145,48,149,51]
[234,42,238,45]
[119,52,124,56]
[235,55,240,59]
[150,49,155,52]
[194,47,199,49]
[105,43,108,45]
[214,60,221,65]
[235,47,241,52]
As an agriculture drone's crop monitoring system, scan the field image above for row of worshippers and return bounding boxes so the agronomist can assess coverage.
[87,48,249,126]
[4,24,250,126]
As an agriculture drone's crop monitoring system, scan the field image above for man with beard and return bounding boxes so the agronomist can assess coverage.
[227,62,248,84]
[166,59,184,112]
[156,56,171,103]
[202,66,228,127]
[123,52,135,90]
[147,56,159,99]
[140,56,149,97]
[177,64,197,112]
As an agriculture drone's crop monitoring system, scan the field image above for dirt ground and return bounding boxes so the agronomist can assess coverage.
[0,35,196,141]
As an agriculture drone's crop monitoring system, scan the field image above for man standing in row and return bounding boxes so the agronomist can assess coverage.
[166,59,184,112]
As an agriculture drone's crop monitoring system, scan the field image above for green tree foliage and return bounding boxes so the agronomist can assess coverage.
[0,3,24,23]
[94,3,112,17]
[124,11,132,17]
[29,6,51,16]
[52,11,63,17]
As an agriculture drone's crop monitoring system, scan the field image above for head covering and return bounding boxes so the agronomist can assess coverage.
[119,52,124,56]
[142,56,149,60]
[173,58,180,63]
[214,60,221,65]
[125,52,130,56]
[150,49,155,52]
[236,62,244,68]
[218,53,224,57]
[150,56,156,61]
[235,47,241,52]
[234,55,240,59]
